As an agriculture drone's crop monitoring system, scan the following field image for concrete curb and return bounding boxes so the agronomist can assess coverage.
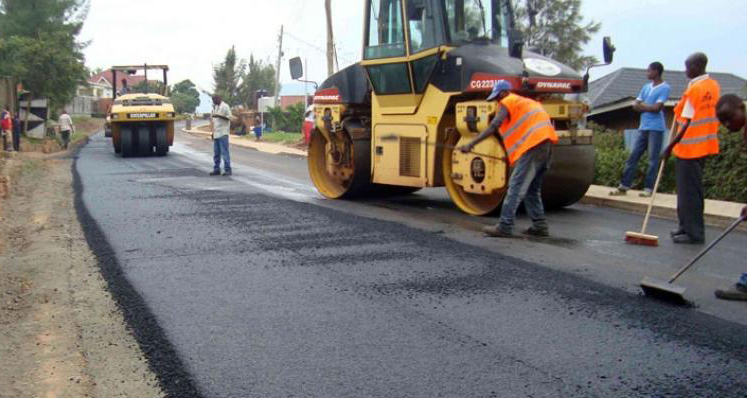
[581,188,746,231]
[182,126,308,158]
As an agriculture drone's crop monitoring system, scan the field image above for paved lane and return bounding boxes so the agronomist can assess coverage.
[75,132,747,397]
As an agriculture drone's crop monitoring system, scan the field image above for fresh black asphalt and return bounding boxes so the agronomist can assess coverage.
[75,133,747,397]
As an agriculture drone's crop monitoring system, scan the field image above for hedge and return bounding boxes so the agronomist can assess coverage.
[592,125,747,203]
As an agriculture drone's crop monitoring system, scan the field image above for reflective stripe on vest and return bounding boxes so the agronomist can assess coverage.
[498,94,558,165]
[673,77,720,159]
[507,121,554,156]
[502,108,543,141]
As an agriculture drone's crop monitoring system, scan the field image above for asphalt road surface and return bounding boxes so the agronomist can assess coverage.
[75,129,747,397]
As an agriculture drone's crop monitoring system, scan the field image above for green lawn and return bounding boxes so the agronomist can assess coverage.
[253,131,302,145]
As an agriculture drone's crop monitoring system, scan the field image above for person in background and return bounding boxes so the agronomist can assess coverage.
[610,62,671,197]
[1,106,12,151]
[460,80,558,238]
[662,53,721,244]
[713,94,747,301]
[210,95,232,176]
[58,109,74,149]
[12,111,20,151]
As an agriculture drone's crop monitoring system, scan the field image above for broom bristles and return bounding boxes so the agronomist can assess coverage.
[625,231,659,246]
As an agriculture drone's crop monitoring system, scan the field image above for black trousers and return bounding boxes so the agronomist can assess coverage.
[676,157,706,241]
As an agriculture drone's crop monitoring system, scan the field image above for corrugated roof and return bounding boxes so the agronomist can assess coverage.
[588,67,747,109]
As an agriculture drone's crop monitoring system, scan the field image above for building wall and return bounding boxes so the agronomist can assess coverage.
[280,95,306,109]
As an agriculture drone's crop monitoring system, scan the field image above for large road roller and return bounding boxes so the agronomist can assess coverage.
[292,0,615,214]
[107,65,175,157]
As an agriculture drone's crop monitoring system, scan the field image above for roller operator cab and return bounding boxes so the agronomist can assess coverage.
[107,65,176,157]
[299,0,614,215]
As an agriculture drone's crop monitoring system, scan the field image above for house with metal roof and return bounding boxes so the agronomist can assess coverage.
[587,68,746,130]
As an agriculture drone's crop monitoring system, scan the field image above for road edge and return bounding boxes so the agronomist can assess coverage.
[71,141,205,398]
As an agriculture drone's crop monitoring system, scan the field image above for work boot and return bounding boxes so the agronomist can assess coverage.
[209,170,221,176]
[670,228,686,238]
[715,284,747,301]
[524,226,549,237]
[609,186,628,196]
[222,170,232,176]
[639,188,653,198]
[672,234,704,244]
[482,225,514,238]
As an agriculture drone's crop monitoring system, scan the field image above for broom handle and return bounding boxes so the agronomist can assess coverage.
[639,159,666,234]
[668,215,746,283]
[639,122,677,234]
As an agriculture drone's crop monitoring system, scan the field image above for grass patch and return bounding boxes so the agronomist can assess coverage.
[254,131,302,145]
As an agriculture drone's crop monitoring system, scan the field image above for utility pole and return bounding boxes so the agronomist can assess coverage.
[325,0,334,77]
[273,25,284,107]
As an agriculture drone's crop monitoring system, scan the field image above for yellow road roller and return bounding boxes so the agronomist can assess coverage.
[292,0,615,215]
[108,64,175,157]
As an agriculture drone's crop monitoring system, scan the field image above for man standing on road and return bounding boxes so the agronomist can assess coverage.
[610,62,671,197]
[460,80,558,238]
[210,95,232,176]
[714,94,747,301]
[662,53,721,244]
[57,109,74,150]
[1,106,12,151]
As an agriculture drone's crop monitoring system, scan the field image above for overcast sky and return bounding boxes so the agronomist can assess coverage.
[80,0,746,111]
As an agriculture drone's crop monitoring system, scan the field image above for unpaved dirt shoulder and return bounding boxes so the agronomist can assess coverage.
[0,154,164,398]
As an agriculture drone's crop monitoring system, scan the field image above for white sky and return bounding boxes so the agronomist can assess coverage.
[81,0,747,111]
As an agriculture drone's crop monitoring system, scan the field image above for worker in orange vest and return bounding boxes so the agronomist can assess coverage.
[662,53,721,244]
[460,80,558,238]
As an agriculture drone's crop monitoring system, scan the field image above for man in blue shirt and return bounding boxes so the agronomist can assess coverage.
[610,62,671,197]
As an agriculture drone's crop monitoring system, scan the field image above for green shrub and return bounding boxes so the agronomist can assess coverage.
[592,125,747,202]
[592,128,676,193]
[704,128,747,202]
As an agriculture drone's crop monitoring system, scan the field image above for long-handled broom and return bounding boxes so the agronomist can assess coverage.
[640,215,746,304]
[625,123,678,246]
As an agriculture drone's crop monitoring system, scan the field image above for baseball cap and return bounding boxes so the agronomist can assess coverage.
[487,80,513,100]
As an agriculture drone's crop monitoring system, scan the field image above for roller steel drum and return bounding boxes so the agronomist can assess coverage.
[541,143,595,209]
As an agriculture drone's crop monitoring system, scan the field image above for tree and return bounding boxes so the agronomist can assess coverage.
[266,102,304,132]
[171,79,200,114]
[212,46,244,106]
[0,0,89,120]
[513,0,600,71]
[238,55,276,110]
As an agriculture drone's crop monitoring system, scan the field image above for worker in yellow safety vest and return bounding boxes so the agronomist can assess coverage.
[460,80,558,238]
[662,52,721,244]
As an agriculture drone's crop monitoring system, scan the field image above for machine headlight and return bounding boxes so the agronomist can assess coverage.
[111,114,119,119]
[166,112,176,118]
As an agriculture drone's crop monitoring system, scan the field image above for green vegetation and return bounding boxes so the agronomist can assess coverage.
[0,0,89,111]
[266,103,305,133]
[171,80,200,114]
[513,0,601,70]
[213,47,276,108]
[256,131,302,145]
[593,125,747,203]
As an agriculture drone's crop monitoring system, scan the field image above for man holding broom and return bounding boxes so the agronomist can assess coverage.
[661,53,721,244]
[713,94,747,301]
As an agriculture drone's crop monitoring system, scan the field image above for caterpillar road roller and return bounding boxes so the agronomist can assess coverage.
[291,0,614,215]
[107,65,175,157]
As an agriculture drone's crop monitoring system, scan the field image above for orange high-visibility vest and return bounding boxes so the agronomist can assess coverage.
[672,76,721,159]
[498,93,558,165]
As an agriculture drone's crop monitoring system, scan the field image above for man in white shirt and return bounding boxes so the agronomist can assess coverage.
[58,110,74,149]
[210,95,232,176]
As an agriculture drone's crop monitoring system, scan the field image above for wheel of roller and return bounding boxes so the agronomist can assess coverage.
[155,125,168,156]
[307,128,373,199]
[541,144,595,209]
[442,131,507,215]
[120,125,134,158]
[137,126,151,156]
